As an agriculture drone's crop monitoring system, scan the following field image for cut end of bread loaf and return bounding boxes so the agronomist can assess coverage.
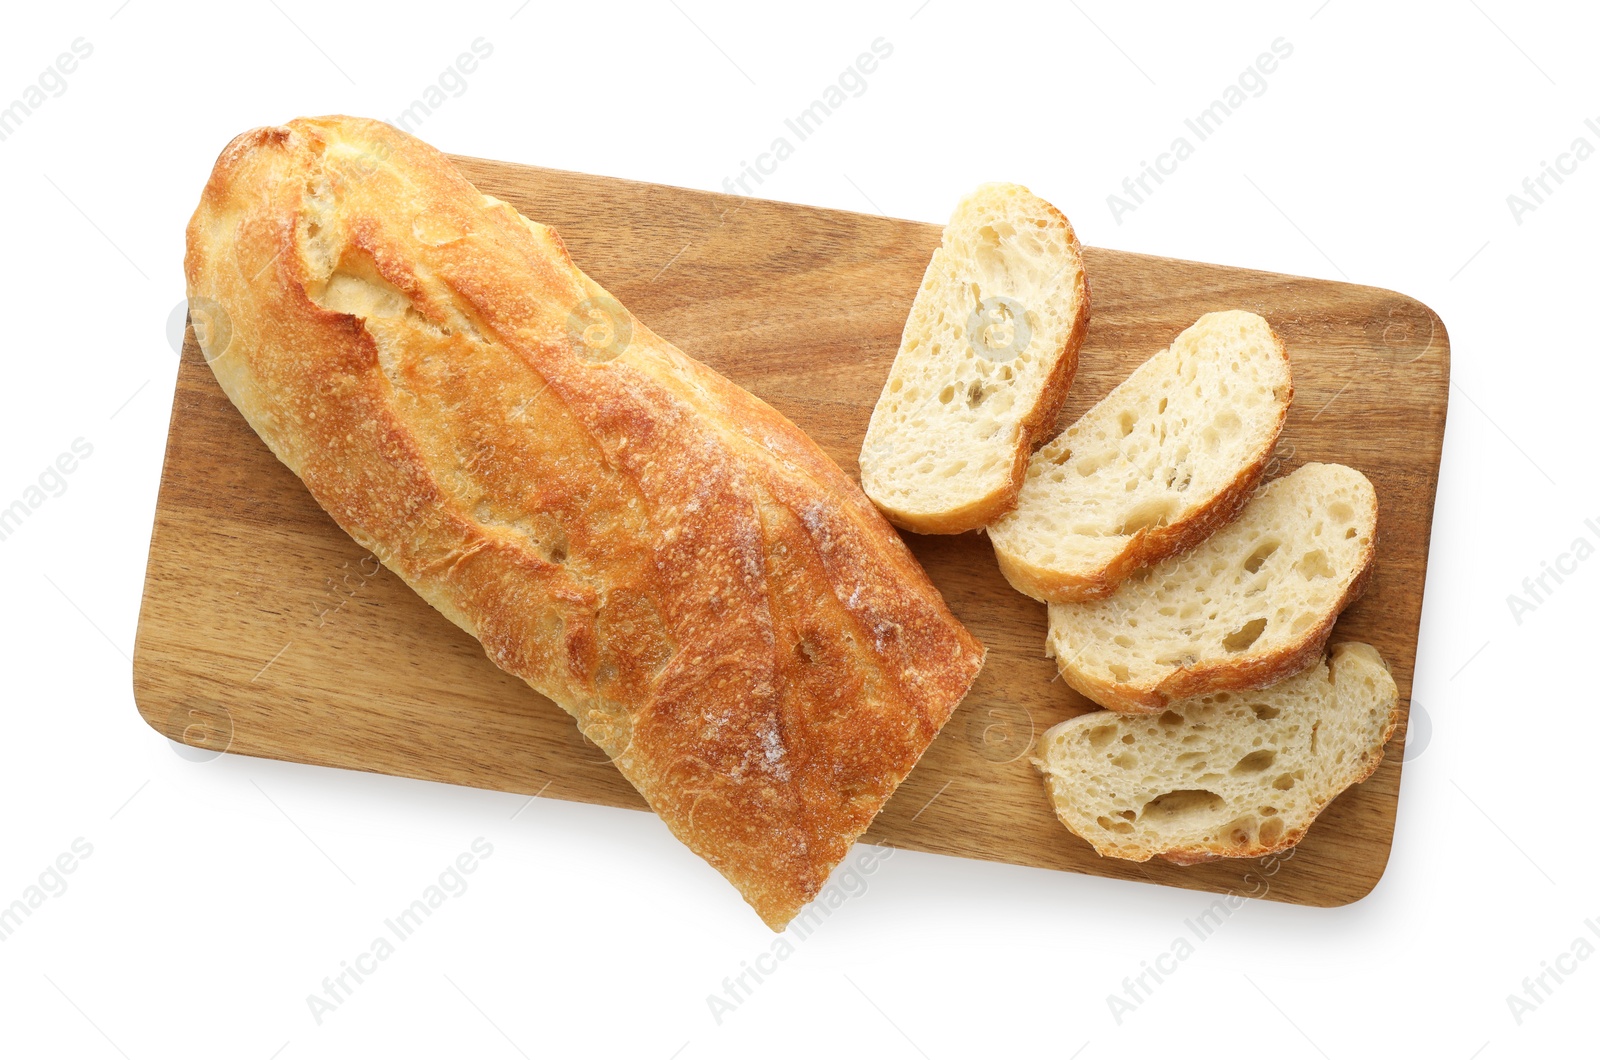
[1033,642,1401,863]
[1047,462,1378,713]
[859,183,1089,534]
[990,310,1291,602]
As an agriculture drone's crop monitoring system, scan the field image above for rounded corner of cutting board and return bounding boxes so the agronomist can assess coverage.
[129,646,174,742]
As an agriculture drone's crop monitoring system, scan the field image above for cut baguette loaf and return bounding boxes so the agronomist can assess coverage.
[989,311,1292,602]
[859,183,1089,533]
[1047,462,1377,713]
[1032,642,1401,863]
[185,117,986,931]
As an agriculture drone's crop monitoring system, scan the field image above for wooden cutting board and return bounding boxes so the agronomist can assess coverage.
[133,155,1448,908]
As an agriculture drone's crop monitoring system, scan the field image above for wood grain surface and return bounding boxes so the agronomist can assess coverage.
[133,155,1449,908]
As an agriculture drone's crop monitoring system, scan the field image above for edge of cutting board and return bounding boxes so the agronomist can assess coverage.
[134,156,1449,911]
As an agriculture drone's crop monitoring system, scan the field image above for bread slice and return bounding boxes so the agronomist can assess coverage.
[989,311,1292,602]
[1032,642,1401,863]
[859,183,1089,533]
[1047,463,1377,713]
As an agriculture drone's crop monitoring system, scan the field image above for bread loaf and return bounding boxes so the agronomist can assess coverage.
[1047,463,1377,713]
[988,311,1291,602]
[184,116,985,930]
[1032,642,1400,863]
[859,183,1089,533]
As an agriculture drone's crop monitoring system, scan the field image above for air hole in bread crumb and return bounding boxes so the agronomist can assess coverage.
[1259,818,1285,845]
[1243,539,1280,574]
[1295,549,1336,579]
[1158,711,1182,726]
[1076,452,1112,477]
[1222,618,1267,653]
[1141,789,1226,821]
[1232,749,1276,774]
[1272,773,1297,790]
[1118,411,1137,436]
[1088,726,1117,750]
[1250,703,1279,720]
[1117,497,1176,535]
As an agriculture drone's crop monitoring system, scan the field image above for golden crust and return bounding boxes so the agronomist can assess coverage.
[1008,196,1092,482]
[184,116,985,929]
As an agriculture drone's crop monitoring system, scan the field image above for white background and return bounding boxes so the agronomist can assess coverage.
[1,1,1594,1057]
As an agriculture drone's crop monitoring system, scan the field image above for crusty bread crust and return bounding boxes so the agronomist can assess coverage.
[986,203,1093,523]
[990,272,1093,524]
[992,325,1291,602]
[185,117,985,929]
[862,188,1090,534]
